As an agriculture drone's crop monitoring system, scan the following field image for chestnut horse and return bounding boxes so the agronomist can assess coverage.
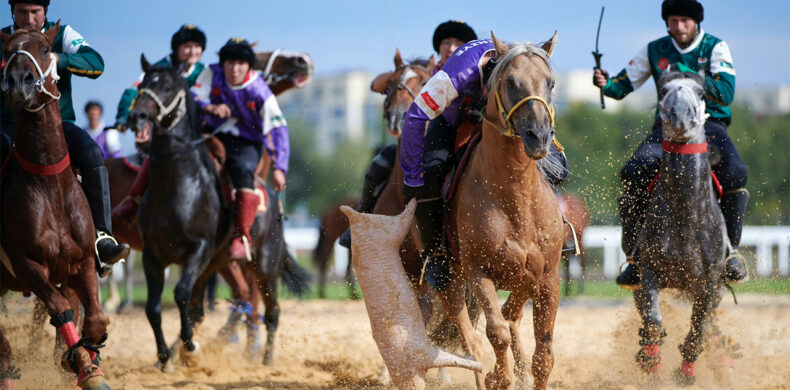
[313,197,358,299]
[0,25,111,389]
[103,50,314,312]
[438,33,564,390]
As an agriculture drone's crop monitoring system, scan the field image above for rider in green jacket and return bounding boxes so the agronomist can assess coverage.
[593,0,748,288]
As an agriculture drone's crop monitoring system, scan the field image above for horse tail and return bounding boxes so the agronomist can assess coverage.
[282,248,312,298]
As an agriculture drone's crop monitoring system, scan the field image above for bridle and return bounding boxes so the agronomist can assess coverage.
[1,49,61,112]
[133,88,186,131]
[386,65,429,107]
[481,85,563,152]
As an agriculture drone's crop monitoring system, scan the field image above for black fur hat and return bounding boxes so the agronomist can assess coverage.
[8,0,49,6]
[662,0,704,24]
[219,38,256,66]
[171,24,207,52]
[432,20,477,53]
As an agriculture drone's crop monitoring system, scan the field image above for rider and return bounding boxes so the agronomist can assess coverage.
[400,37,568,291]
[0,0,130,276]
[592,0,748,288]
[339,20,478,249]
[111,24,207,220]
[191,37,290,260]
[82,100,122,159]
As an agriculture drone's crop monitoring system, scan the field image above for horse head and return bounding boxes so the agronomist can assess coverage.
[0,21,60,111]
[254,50,314,95]
[485,31,557,160]
[128,54,191,139]
[383,50,434,137]
[657,67,708,143]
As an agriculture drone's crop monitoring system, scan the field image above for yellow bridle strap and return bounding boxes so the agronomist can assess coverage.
[482,90,563,153]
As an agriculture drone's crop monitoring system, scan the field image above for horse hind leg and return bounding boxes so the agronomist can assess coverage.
[675,288,719,385]
[260,274,280,366]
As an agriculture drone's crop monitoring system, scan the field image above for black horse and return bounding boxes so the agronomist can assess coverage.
[128,55,231,367]
[633,69,729,385]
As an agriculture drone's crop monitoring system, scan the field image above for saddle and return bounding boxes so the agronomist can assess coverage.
[203,135,269,214]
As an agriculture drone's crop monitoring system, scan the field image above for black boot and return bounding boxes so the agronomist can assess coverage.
[720,189,749,283]
[339,146,396,249]
[414,198,452,291]
[616,194,648,289]
[81,166,131,277]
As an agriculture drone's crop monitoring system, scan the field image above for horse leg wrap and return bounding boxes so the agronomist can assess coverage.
[51,311,80,348]
[636,344,663,373]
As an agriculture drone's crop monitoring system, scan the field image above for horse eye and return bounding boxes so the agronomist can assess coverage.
[548,80,555,90]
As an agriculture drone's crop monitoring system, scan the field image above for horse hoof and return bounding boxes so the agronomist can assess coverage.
[180,342,200,367]
[673,361,696,386]
[262,350,274,366]
[484,371,511,390]
[636,344,663,373]
[77,365,111,390]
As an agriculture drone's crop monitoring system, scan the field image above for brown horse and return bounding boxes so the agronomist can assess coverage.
[438,33,564,390]
[313,197,359,299]
[0,24,111,389]
[103,50,315,313]
[558,192,590,296]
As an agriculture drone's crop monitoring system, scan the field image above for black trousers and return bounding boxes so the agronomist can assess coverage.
[215,133,262,190]
[620,118,748,197]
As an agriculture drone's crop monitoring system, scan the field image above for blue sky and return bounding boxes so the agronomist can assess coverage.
[6,0,788,128]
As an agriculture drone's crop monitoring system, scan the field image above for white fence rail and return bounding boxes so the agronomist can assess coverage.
[582,226,790,278]
[283,226,790,279]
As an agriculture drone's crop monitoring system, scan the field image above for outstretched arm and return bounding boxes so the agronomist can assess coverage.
[57,25,103,79]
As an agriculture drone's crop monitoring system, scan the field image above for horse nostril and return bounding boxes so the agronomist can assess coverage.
[297,57,306,64]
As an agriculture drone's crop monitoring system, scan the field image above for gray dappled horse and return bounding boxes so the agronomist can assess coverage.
[633,68,728,385]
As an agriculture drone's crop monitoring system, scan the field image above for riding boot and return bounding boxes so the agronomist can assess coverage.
[720,189,749,282]
[414,198,452,292]
[229,189,259,261]
[81,166,131,277]
[111,157,150,223]
[616,194,648,289]
[339,147,395,249]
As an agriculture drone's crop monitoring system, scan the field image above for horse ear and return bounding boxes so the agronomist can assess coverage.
[141,54,150,73]
[541,30,558,58]
[491,31,508,57]
[426,55,437,70]
[394,49,404,68]
[44,19,61,45]
[250,41,259,48]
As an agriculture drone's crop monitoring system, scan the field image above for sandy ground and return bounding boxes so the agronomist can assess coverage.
[1,293,789,390]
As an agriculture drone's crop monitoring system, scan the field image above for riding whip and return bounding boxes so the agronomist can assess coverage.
[592,6,606,109]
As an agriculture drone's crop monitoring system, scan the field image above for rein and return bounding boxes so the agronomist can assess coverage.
[481,91,563,152]
[1,50,61,112]
[661,140,707,154]
[260,49,291,85]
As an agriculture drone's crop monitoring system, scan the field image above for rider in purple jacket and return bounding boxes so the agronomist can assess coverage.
[191,38,290,260]
[401,38,568,291]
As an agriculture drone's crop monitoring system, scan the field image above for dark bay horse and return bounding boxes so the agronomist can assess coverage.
[313,197,358,299]
[0,25,111,389]
[103,50,314,312]
[441,33,564,390]
[632,70,728,385]
[129,56,235,367]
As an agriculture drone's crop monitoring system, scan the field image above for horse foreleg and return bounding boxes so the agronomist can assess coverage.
[217,262,252,343]
[174,244,212,363]
[470,274,512,390]
[634,269,664,374]
[676,286,719,385]
[245,267,263,359]
[531,273,560,390]
[259,273,280,366]
[67,267,112,390]
[502,289,530,385]
[142,250,169,367]
[437,277,486,390]
[0,325,17,389]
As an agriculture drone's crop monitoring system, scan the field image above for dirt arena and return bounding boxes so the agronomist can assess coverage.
[2,293,788,389]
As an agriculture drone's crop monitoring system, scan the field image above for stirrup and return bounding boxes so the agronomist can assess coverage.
[237,235,252,262]
[94,232,125,264]
[619,256,637,273]
[418,247,449,288]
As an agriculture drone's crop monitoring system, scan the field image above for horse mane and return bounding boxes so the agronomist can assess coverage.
[484,42,565,183]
